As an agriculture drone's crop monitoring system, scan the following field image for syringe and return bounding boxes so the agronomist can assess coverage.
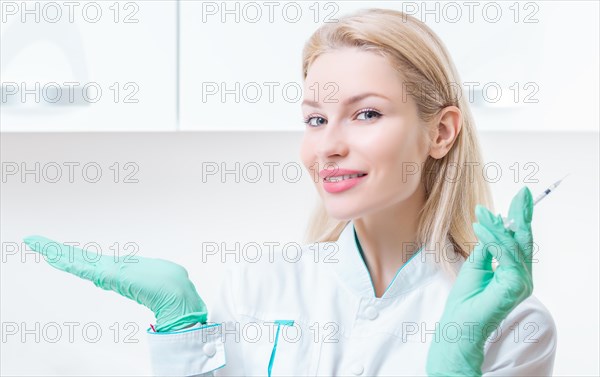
[502,174,569,231]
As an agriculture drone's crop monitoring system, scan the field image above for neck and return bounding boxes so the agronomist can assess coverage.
[353,184,426,297]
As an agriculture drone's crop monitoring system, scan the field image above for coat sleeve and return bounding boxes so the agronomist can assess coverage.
[145,262,244,376]
[481,295,558,376]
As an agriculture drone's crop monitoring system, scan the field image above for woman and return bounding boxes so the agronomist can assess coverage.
[24,8,557,376]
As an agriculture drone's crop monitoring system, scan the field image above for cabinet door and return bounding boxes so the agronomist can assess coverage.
[1,0,176,131]
[179,1,337,131]
[425,0,599,131]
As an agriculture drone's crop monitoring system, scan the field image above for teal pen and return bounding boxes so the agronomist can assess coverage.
[502,174,569,231]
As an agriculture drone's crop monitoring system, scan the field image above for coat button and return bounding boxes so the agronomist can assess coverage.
[364,306,378,320]
[351,364,364,375]
[203,343,216,357]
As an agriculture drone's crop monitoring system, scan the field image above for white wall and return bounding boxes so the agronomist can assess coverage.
[1,131,598,376]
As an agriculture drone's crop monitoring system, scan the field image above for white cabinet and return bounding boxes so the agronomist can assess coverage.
[0,0,176,131]
[2,1,597,132]
[427,0,599,132]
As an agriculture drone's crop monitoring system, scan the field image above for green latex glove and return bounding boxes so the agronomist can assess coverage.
[426,186,535,376]
[23,236,207,332]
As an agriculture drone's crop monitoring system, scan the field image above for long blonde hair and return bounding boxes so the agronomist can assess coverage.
[300,8,494,274]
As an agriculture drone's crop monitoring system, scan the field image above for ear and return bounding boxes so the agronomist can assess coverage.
[428,106,462,159]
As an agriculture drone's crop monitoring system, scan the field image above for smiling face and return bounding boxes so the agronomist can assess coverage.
[300,47,432,221]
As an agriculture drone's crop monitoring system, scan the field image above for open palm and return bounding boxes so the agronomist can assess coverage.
[23,236,208,332]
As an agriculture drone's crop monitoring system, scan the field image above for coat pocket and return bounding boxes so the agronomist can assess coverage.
[238,314,321,376]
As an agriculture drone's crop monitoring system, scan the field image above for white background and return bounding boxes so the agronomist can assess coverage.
[1,1,599,376]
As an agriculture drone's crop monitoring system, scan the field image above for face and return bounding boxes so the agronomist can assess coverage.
[299,47,432,221]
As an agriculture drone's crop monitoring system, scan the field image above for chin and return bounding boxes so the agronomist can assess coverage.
[323,204,361,222]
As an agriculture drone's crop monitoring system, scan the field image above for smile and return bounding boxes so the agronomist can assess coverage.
[323,173,368,193]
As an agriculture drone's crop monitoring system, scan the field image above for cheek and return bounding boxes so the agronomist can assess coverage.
[367,129,425,189]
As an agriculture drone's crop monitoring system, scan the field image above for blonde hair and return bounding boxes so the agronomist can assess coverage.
[300,8,494,275]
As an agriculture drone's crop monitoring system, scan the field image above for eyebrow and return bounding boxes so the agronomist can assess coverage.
[301,92,390,108]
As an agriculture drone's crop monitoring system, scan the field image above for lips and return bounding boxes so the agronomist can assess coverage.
[321,171,368,193]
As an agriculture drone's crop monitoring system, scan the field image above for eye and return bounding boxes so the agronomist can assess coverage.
[303,115,327,127]
[303,108,382,128]
[356,108,382,121]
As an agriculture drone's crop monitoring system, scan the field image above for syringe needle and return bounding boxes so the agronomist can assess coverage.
[502,175,569,231]
[533,173,569,205]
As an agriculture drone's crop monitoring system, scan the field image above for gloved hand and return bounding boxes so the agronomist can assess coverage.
[23,235,208,332]
[426,186,534,376]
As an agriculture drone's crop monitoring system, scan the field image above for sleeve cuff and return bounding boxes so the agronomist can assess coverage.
[146,322,226,376]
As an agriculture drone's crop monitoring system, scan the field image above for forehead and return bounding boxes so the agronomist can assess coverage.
[303,48,403,100]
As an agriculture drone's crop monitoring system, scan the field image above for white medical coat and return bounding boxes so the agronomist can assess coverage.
[146,220,557,376]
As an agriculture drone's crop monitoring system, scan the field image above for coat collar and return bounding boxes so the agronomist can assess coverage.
[332,219,448,299]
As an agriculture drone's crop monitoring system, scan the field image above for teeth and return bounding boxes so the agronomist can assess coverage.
[325,173,366,182]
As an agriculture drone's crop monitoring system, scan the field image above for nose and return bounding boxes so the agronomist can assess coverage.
[315,121,349,163]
